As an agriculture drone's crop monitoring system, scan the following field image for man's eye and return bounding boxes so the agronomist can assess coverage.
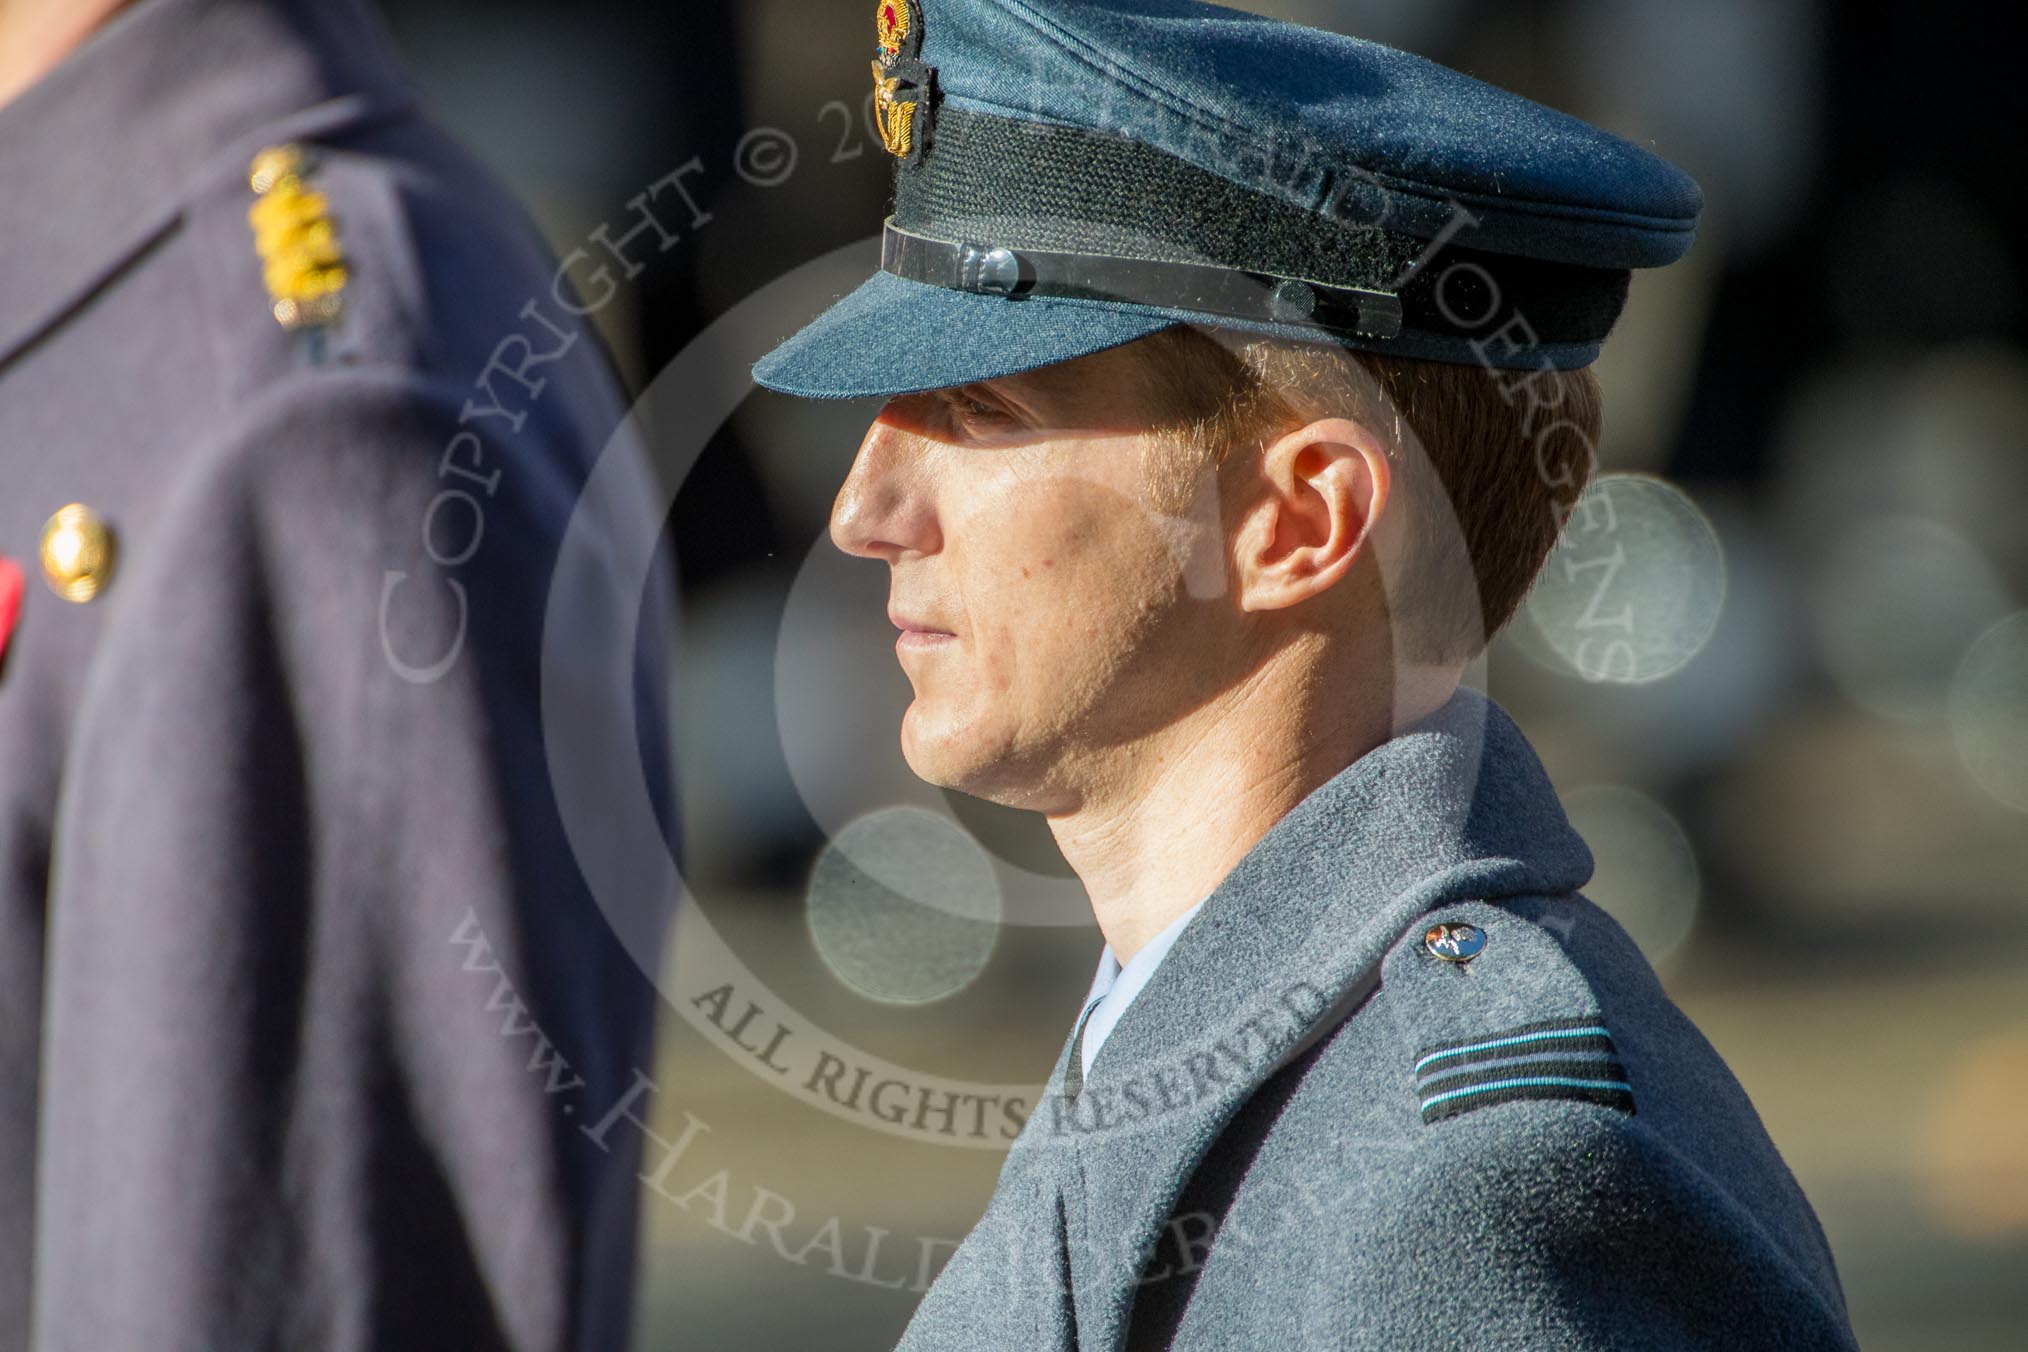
[949,391,1007,421]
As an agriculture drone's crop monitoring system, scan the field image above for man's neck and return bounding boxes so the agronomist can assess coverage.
[1049,660,1461,964]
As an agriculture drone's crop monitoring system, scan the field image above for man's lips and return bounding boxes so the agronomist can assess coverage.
[888,608,953,636]
[892,609,955,651]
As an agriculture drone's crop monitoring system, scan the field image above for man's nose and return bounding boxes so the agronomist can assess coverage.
[830,416,938,560]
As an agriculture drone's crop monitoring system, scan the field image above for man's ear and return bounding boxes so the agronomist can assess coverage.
[1231,416,1391,615]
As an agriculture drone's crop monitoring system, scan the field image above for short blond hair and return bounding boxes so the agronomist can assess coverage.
[1129,326,1603,664]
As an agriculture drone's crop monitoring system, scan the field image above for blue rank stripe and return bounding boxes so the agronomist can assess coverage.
[1412,1016,1635,1123]
[1417,1047,1622,1087]
[1420,1074,1635,1110]
[1413,1025,1612,1074]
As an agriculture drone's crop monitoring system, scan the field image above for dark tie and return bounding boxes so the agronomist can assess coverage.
[1062,999,1102,1101]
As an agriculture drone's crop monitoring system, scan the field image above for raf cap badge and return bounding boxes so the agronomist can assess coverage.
[246,142,348,360]
[871,0,935,163]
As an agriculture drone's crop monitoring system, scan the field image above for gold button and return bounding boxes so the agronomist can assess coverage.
[39,503,116,603]
[248,143,306,195]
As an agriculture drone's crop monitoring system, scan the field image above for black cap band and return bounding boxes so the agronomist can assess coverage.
[893,103,1631,352]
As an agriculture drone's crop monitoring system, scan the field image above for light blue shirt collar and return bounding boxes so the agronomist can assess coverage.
[1075,897,1208,1080]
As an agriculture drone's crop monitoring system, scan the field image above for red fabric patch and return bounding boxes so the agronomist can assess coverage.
[0,555,21,667]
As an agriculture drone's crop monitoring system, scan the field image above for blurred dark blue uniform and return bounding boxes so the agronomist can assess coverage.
[0,0,677,1346]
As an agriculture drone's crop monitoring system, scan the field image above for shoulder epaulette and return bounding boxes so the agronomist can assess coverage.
[246,142,348,360]
[1381,899,1638,1126]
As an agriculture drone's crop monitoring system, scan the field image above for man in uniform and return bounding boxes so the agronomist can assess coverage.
[0,0,676,1346]
[752,0,1859,1347]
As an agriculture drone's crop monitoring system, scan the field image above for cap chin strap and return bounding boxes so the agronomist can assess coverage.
[880,218,1404,341]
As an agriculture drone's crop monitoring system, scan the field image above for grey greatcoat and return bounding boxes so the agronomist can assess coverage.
[896,688,1858,1350]
[0,0,676,1346]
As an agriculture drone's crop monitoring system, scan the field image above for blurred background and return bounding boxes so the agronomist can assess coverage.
[376,1,2027,1347]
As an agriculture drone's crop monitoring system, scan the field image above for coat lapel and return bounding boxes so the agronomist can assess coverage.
[1041,687,1594,1351]
[898,1001,1086,1351]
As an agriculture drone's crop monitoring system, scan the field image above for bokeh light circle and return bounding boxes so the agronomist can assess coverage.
[1526,473,1726,685]
[1561,783,1701,965]
[1814,515,2012,722]
[1949,611,2028,813]
[806,805,1001,1003]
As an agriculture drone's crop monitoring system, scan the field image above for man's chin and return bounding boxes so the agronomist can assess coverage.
[898,712,1021,803]
[897,729,977,795]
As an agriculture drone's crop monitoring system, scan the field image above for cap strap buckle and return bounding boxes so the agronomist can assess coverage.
[881,219,1403,340]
